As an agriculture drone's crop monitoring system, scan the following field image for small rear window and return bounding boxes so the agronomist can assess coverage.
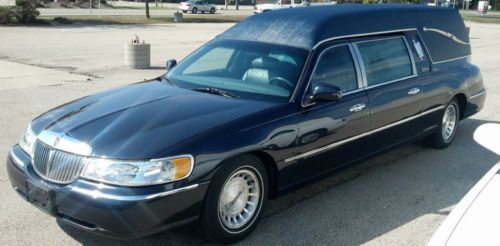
[356,37,413,86]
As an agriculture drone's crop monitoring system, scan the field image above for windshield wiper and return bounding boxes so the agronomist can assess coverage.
[191,87,239,98]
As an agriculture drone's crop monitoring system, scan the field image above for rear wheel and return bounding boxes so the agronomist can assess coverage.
[210,7,215,14]
[425,98,460,149]
[200,154,268,244]
[192,7,198,14]
[182,10,187,13]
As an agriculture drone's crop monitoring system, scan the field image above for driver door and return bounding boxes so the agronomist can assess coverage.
[293,43,370,182]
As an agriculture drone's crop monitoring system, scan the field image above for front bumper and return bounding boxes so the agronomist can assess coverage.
[6,145,209,239]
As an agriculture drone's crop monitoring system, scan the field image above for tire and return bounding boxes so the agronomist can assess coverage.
[210,7,215,14]
[182,10,187,13]
[424,98,460,149]
[200,154,268,244]
[192,7,197,14]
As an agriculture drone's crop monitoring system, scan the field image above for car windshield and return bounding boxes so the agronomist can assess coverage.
[166,39,309,102]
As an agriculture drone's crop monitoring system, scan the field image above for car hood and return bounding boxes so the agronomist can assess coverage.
[31,80,276,159]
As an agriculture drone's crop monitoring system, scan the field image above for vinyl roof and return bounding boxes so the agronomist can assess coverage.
[217,4,469,60]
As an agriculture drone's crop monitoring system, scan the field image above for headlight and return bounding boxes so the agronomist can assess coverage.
[19,123,37,157]
[82,155,193,186]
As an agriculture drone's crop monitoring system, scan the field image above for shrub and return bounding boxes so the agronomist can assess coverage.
[0,7,15,24]
[14,0,39,23]
[53,16,72,24]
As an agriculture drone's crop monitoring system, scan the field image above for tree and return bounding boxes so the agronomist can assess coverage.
[145,0,150,19]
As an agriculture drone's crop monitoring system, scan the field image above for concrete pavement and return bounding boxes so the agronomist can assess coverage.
[0,21,499,245]
[0,60,90,90]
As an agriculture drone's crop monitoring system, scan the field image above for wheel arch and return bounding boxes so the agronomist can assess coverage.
[249,151,279,199]
[453,93,467,120]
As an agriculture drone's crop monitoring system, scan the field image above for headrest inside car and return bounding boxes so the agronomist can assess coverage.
[251,57,281,69]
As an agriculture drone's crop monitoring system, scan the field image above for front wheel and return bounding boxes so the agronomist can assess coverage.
[200,154,268,244]
[191,7,198,14]
[210,7,215,14]
[182,10,187,13]
[424,98,460,149]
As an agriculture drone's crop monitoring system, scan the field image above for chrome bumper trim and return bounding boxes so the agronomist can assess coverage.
[468,90,487,100]
[71,183,199,202]
[9,148,26,168]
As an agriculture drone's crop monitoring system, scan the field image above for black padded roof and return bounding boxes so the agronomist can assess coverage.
[217,4,470,62]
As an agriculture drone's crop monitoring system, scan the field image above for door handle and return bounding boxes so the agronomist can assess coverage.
[408,88,421,95]
[349,103,366,112]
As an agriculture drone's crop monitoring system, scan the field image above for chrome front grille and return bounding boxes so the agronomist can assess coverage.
[33,141,87,184]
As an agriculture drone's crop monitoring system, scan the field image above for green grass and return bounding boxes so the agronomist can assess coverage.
[38,14,246,25]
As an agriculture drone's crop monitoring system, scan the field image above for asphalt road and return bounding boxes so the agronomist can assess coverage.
[0,21,499,245]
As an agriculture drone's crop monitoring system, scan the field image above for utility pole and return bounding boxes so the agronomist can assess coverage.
[146,0,150,18]
[235,0,239,10]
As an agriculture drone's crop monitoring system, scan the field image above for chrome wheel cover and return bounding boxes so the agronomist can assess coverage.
[218,168,261,230]
[442,103,458,141]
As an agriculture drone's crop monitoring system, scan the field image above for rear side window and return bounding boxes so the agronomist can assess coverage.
[356,37,413,86]
[310,45,358,93]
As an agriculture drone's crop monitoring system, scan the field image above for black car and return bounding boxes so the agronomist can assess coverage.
[7,4,486,244]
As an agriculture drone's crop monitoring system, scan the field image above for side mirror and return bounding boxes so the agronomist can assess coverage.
[166,59,177,72]
[311,83,342,102]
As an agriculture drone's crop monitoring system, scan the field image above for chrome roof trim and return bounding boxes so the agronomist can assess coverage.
[422,27,470,45]
[432,55,471,65]
[312,28,417,49]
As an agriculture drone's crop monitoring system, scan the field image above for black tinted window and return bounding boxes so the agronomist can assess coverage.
[357,37,413,86]
[310,45,358,93]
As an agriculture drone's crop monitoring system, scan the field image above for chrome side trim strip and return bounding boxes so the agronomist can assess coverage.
[468,89,487,100]
[284,105,445,163]
[422,27,470,46]
[71,183,199,201]
[432,55,471,65]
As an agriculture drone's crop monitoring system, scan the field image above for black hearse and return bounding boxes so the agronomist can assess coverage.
[7,4,486,244]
